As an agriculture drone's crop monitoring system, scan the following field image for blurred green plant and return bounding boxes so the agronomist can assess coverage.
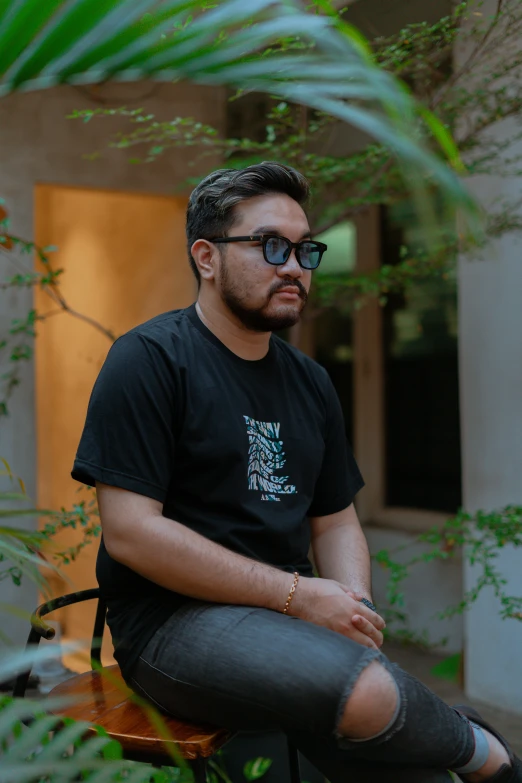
[0,694,169,783]
[0,643,195,782]
[375,504,522,647]
[0,0,475,232]
[0,199,116,418]
[242,756,272,781]
[70,0,522,310]
[0,459,100,594]
[0,0,483,419]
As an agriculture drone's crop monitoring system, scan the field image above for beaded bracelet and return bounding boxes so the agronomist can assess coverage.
[283,572,300,614]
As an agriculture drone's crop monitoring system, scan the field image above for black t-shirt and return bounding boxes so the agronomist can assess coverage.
[72,304,364,679]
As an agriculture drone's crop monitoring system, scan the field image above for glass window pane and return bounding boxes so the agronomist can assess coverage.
[315,220,356,275]
[313,221,357,444]
[381,208,462,512]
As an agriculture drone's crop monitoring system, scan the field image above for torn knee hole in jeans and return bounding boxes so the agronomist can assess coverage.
[335,654,403,745]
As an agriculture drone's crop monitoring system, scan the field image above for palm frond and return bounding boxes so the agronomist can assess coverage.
[0,646,186,782]
[0,694,169,782]
[0,641,85,684]
[0,0,478,233]
[0,461,65,594]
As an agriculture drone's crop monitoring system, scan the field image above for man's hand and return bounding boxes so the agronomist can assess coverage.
[288,577,385,649]
[345,590,387,649]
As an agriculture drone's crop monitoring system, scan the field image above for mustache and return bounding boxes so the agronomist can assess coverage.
[270,280,308,301]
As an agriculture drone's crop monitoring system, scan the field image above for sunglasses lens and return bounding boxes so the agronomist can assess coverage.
[265,236,291,265]
[299,242,322,270]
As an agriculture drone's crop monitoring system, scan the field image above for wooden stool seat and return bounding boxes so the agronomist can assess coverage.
[49,664,233,766]
[14,589,301,781]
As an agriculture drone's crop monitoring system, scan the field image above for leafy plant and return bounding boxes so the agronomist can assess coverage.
[243,756,272,780]
[74,1,522,308]
[0,459,101,594]
[0,643,188,783]
[0,694,167,783]
[0,0,475,232]
[0,205,115,417]
[375,504,522,644]
[0,458,56,595]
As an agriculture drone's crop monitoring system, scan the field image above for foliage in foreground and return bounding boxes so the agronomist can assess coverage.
[3,3,521,415]
[0,0,485,422]
[0,0,471,221]
[0,694,170,783]
[0,646,273,783]
[376,504,522,646]
[0,458,100,596]
[72,0,522,307]
[0,689,272,783]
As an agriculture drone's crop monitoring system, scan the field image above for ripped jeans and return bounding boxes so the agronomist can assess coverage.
[130,601,475,783]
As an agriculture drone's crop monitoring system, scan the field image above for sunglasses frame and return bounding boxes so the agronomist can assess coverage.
[209,234,327,270]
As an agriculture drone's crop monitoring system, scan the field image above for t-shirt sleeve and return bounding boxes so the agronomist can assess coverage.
[72,332,178,503]
[307,369,365,518]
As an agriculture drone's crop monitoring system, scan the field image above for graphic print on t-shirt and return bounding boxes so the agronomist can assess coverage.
[243,415,298,501]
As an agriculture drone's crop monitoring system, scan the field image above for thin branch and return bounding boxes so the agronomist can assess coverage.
[431,1,507,109]
[314,157,394,234]
[1,236,117,343]
[37,308,67,319]
[49,297,117,342]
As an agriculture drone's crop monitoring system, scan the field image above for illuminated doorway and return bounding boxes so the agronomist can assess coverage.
[35,184,195,669]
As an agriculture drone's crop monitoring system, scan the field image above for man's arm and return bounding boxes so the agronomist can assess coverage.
[310,503,373,600]
[97,482,293,611]
[97,483,385,648]
[310,503,386,647]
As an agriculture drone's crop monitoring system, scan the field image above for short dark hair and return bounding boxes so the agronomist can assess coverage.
[185,161,311,283]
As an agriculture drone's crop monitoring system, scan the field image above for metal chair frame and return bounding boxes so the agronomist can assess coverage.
[13,588,301,783]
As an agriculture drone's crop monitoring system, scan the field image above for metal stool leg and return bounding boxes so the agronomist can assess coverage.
[191,757,208,783]
[287,738,301,783]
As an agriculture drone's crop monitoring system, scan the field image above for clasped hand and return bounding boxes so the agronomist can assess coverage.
[289,578,386,649]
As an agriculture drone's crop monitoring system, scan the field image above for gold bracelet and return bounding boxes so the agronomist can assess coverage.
[283,572,300,614]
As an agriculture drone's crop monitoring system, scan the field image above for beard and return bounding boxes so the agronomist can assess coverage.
[218,260,308,332]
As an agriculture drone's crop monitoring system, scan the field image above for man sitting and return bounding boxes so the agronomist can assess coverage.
[73,161,521,783]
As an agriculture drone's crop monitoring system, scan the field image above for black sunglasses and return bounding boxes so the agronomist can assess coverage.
[209,234,327,271]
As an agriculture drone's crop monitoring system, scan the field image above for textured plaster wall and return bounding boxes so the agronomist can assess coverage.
[456,0,522,714]
[365,527,464,655]
[459,159,522,713]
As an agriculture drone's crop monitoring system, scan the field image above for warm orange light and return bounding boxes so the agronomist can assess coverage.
[35,184,196,671]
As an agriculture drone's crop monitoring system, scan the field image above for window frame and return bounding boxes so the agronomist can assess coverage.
[351,206,451,533]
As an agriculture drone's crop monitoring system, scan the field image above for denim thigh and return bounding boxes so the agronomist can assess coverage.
[129,600,379,737]
[130,601,455,783]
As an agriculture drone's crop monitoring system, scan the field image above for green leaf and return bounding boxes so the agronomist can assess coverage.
[0,676,171,781]
[0,0,478,237]
[430,652,462,683]
[243,757,273,780]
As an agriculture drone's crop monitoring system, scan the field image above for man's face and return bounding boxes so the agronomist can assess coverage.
[215,193,313,332]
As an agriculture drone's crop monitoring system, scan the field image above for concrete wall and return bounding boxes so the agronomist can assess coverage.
[459,167,522,712]
[366,527,463,654]
[456,0,522,714]
[0,80,226,646]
